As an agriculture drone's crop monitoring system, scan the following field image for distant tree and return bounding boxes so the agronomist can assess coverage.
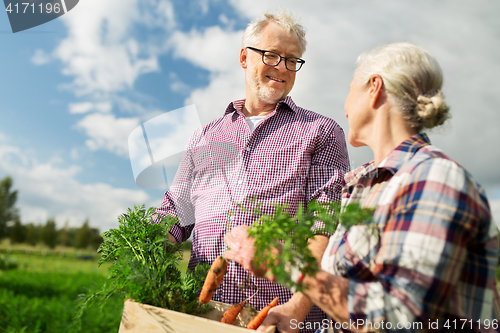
[59,221,75,247]
[74,219,91,249]
[25,223,40,246]
[0,176,20,239]
[41,218,58,249]
[8,220,26,244]
[89,228,103,250]
[74,219,102,250]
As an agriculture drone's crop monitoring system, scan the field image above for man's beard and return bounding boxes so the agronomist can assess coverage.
[247,69,285,105]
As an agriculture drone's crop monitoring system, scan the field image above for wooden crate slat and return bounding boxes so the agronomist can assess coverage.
[119,299,276,333]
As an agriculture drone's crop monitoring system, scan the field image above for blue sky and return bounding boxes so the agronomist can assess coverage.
[1,0,499,231]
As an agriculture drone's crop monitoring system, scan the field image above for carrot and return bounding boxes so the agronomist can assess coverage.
[220,300,246,324]
[220,287,259,325]
[199,256,228,305]
[246,297,279,330]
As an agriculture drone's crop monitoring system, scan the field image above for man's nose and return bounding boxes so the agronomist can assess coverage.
[276,59,287,71]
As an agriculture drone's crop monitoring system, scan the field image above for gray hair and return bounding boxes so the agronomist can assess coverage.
[355,42,450,131]
[242,9,307,56]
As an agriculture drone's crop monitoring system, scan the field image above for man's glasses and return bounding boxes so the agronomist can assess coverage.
[246,47,305,72]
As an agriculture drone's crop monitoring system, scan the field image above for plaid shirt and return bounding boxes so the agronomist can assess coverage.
[155,96,350,332]
[322,133,500,332]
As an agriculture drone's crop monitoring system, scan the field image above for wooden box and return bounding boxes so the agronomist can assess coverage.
[119,299,276,333]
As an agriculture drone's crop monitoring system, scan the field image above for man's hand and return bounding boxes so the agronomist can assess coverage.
[168,233,178,243]
[257,293,312,333]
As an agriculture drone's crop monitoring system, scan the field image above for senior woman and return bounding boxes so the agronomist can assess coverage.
[224,42,500,332]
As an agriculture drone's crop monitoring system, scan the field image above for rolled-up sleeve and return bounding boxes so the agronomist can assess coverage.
[153,135,198,243]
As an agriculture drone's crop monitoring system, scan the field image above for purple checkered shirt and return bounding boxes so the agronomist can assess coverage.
[154,96,350,332]
[322,133,500,332]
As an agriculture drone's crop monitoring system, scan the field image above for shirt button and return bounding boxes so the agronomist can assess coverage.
[246,147,251,151]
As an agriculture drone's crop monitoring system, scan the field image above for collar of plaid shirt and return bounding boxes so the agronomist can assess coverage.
[343,132,431,188]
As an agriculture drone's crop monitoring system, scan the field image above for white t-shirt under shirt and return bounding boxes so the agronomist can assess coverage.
[245,116,267,132]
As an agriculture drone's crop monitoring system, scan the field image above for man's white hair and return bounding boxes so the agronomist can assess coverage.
[241,9,307,56]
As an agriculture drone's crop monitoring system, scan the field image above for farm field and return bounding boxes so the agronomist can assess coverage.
[2,240,499,333]
[0,243,191,333]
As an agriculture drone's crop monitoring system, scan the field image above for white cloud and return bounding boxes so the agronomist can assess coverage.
[219,14,229,25]
[76,113,140,156]
[169,72,190,93]
[140,0,176,30]
[69,101,112,114]
[31,49,51,65]
[168,26,245,124]
[70,148,80,160]
[143,105,201,162]
[186,71,245,125]
[128,105,203,189]
[0,134,149,231]
[169,26,242,72]
[69,102,94,114]
[114,96,167,119]
[198,0,210,15]
[67,98,176,162]
[54,0,176,95]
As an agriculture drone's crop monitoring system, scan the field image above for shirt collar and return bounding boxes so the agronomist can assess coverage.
[224,95,297,115]
[343,161,376,186]
[343,133,431,187]
[378,132,431,173]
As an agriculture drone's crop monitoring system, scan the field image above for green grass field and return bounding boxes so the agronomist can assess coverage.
[0,245,191,333]
[3,241,499,332]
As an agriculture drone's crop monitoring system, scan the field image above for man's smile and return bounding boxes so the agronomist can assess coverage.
[267,75,285,83]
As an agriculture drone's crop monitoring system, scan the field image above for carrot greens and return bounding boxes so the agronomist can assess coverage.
[75,205,211,327]
[243,200,375,293]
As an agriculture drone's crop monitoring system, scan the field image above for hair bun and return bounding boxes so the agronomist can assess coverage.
[416,91,450,128]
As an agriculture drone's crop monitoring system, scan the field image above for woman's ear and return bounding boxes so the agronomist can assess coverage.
[369,75,384,109]
[240,48,247,69]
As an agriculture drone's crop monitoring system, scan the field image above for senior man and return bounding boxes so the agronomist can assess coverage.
[154,10,350,333]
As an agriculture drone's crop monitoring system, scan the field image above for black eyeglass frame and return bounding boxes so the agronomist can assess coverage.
[246,47,305,72]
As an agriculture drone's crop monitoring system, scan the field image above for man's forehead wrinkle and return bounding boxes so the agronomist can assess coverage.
[257,33,301,58]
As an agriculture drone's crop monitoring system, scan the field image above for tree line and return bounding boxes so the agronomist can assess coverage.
[0,175,102,250]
